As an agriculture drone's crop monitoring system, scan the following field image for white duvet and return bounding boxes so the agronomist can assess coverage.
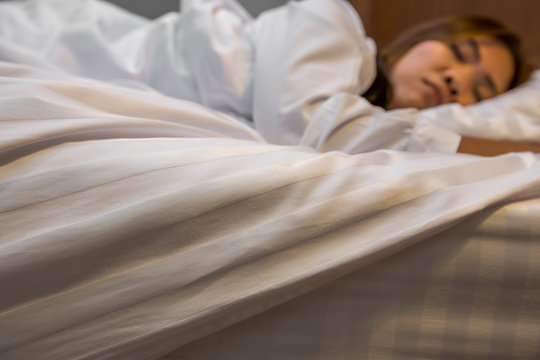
[1,60,540,359]
[1,1,540,359]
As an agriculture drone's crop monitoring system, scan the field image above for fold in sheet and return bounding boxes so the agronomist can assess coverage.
[1,61,540,359]
[167,197,540,359]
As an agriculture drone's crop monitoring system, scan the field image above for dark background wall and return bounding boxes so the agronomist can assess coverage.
[104,0,287,17]
[105,0,179,19]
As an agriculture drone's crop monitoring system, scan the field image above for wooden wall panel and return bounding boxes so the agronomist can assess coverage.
[350,0,540,68]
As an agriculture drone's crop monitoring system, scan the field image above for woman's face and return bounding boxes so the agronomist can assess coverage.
[387,36,515,110]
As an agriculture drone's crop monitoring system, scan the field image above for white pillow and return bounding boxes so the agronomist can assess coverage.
[421,71,540,142]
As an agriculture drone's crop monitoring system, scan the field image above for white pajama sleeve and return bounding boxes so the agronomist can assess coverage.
[300,93,462,154]
[251,0,376,145]
[181,0,256,121]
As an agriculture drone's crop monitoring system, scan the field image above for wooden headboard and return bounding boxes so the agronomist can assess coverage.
[350,0,540,69]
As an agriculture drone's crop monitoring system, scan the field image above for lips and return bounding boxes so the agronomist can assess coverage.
[422,79,443,106]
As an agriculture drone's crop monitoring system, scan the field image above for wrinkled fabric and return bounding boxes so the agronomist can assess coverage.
[250,0,376,144]
[166,197,540,360]
[1,61,540,360]
[1,2,540,359]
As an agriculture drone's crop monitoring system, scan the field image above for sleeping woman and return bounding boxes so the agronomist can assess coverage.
[229,0,535,152]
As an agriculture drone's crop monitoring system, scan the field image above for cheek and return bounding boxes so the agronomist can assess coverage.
[388,41,452,109]
[391,41,451,79]
[391,86,425,109]
[388,60,423,109]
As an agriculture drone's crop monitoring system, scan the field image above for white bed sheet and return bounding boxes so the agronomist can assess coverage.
[1,1,540,358]
[1,61,540,359]
[164,197,540,360]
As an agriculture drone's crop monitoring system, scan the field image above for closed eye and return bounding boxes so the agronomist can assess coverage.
[473,75,498,102]
[472,87,483,102]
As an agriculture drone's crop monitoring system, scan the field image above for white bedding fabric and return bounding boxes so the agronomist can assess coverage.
[1,61,540,360]
[164,198,540,360]
[1,0,540,359]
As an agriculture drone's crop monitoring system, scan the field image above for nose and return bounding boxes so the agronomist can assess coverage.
[443,65,477,105]
[444,76,458,96]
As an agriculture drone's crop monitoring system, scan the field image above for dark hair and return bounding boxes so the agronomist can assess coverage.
[363,15,533,108]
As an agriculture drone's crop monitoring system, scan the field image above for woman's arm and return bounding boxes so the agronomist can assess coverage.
[251,0,376,145]
[458,136,540,156]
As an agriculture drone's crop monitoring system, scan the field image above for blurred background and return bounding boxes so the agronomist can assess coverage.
[103,0,287,18]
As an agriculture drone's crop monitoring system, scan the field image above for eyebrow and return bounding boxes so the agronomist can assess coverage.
[467,38,481,62]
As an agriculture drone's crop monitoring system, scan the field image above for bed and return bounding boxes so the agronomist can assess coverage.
[1,1,540,359]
